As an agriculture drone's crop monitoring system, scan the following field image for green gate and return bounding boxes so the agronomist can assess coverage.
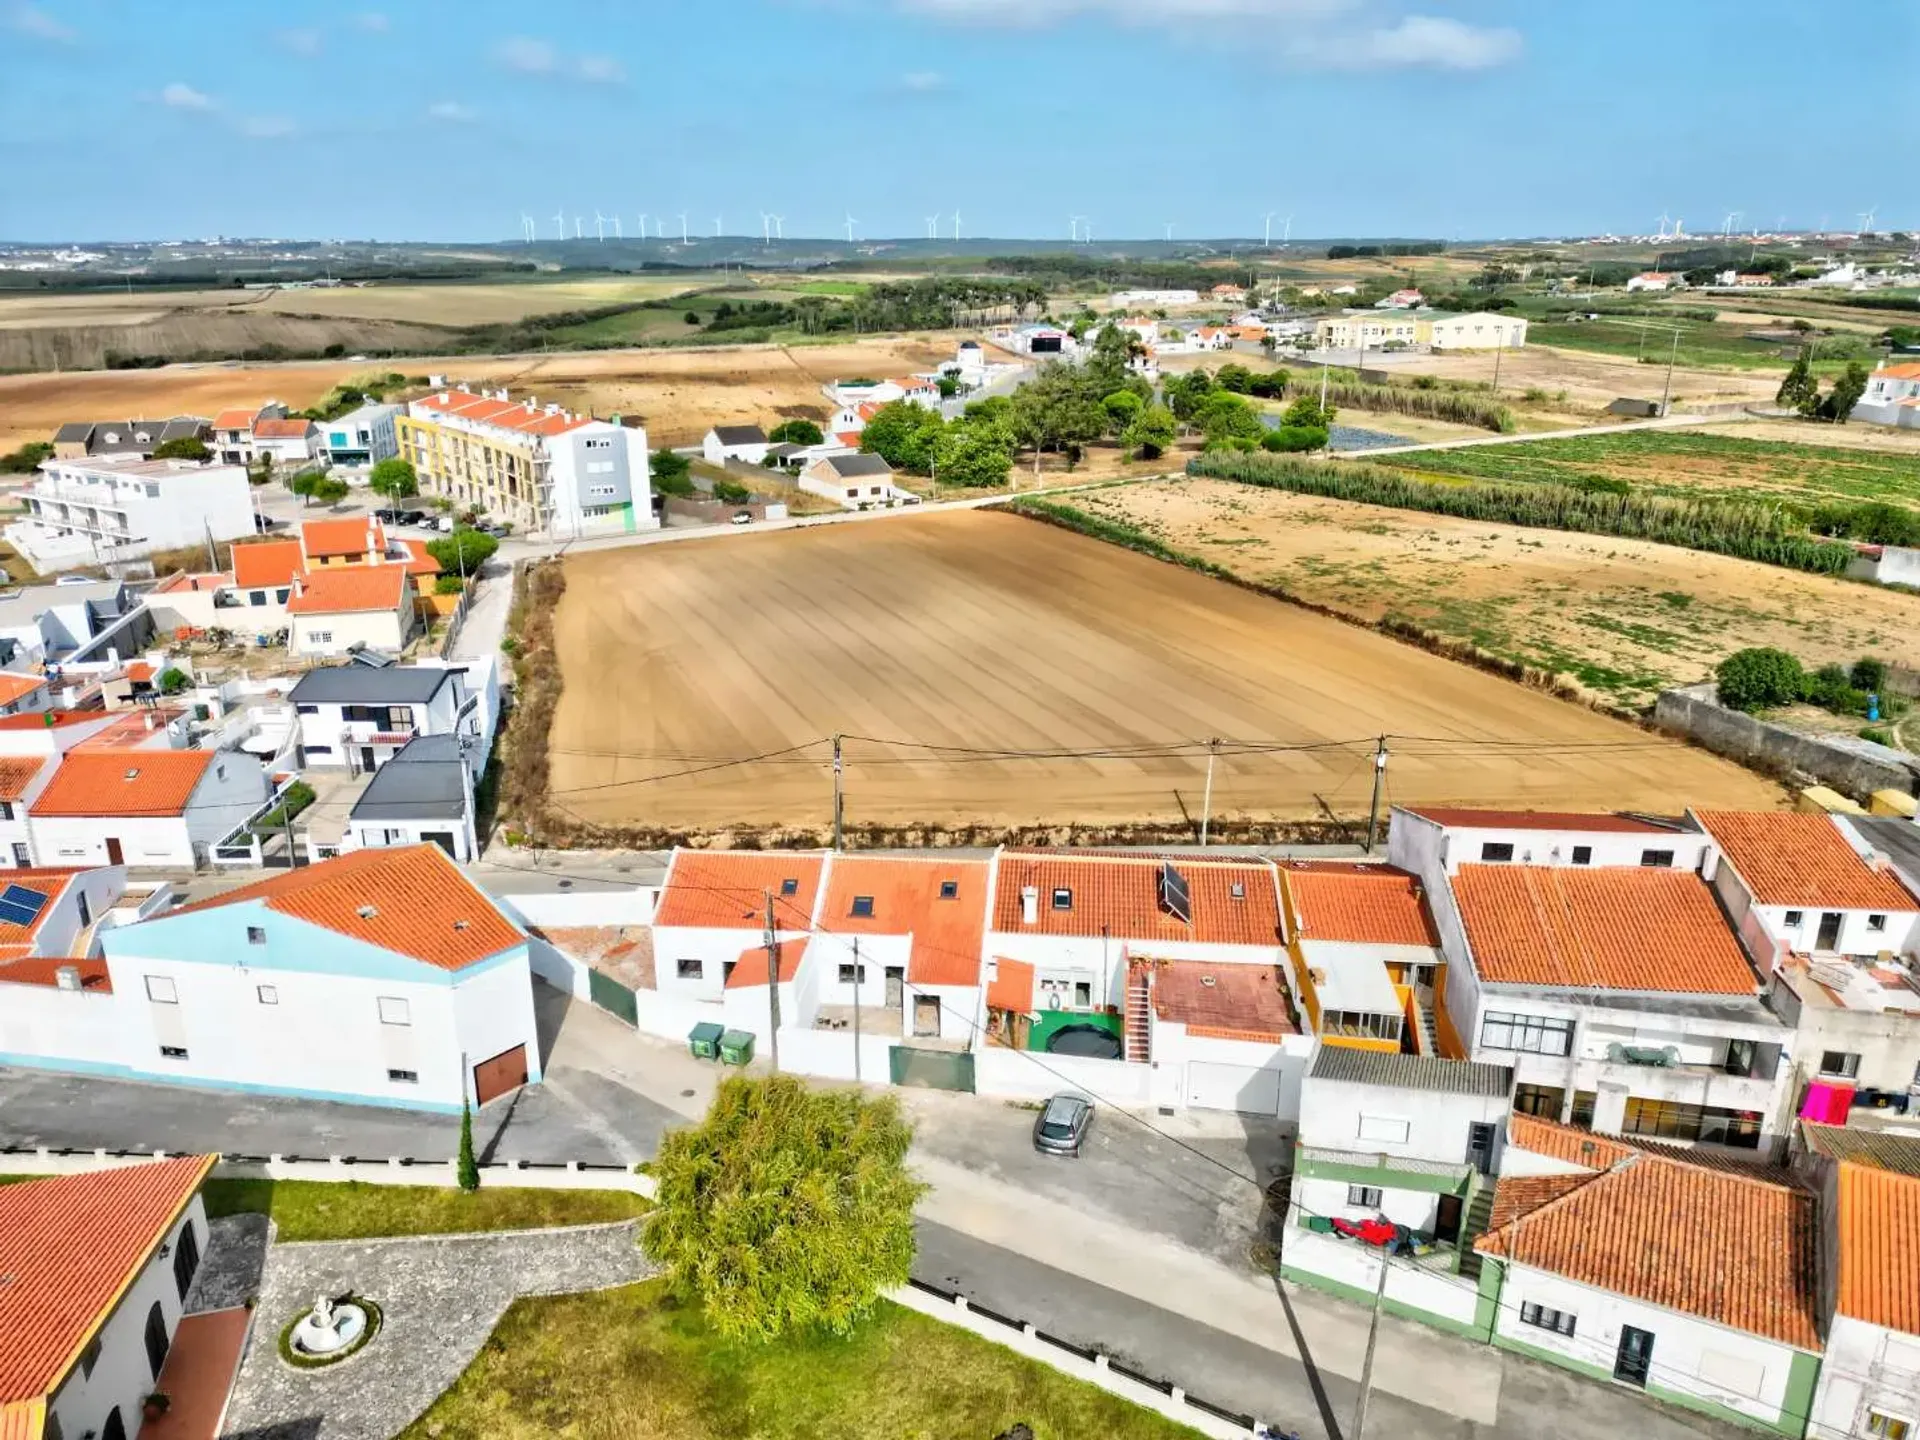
[889,1046,976,1093]
[588,968,638,1027]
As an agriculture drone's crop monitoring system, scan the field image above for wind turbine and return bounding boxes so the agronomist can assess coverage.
[761,212,773,244]
[845,214,858,243]
[1263,211,1275,246]
[1163,222,1174,241]
[952,210,962,241]
[1283,214,1293,243]
[637,212,648,240]
[594,210,605,242]
[1722,210,1742,239]
[572,215,583,239]
[1654,212,1670,241]
[552,209,565,240]
[713,214,723,237]
[612,215,622,240]
[1069,215,1084,243]
[677,212,689,245]
[772,215,784,240]
[1859,206,1879,233]
[927,215,941,240]
[520,213,535,243]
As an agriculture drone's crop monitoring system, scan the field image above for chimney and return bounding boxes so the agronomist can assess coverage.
[1020,885,1039,925]
[55,965,81,991]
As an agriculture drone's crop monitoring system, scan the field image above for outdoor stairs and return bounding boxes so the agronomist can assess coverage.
[1124,965,1152,1064]
[1455,1182,1499,1282]
[1412,986,1440,1057]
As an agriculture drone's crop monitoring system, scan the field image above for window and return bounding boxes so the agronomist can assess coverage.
[1479,1011,1574,1057]
[1639,849,1675,868]
[249,589,266,605]
[939,880,958,900]
[275,588,290,603]
[1357,1115,1410,1144]
[1568,844,1592,864]
[1621,1098,1762,1149]
[1052,887,1073,910]
[1513,1084,1566,1119]
[296,703,319,715]
[79,1334,101,1379]
[145,974,177,1004]
[1867,1412,1913,1440]
[311,630,332,644]
[159,1045,188,1060]
[676,958,703,979]
[850,895,875,917]
[1570,1091,1597,1128]
[1346,1185,1382,1208]
[256,984,278,1005]
[387,1068,418,1083]
[377,996,411,1026]
[1821,1050,1862,1078]
[780,877,799,896]
[1480,842,1515,863]
[1520,1301,1577,1338]
[247,925,266,945]
[171,1219,200,1302]
[1869,914,1888,933]
[1073,980,1092,1008]
[838,964,866,983]
[1784,910,1803,928]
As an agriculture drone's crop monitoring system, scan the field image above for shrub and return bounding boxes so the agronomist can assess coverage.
[1716,648,1805,712]
[1861,726,1896,746]
[427,528,499,574]
[1850,658,1889,694]
[0,441,53,473]
[434,574,466,595]
[156,666,192,695]
[1260,425,1328,453]
[456,1102,479,1192]
[151,436,210,461]
[767,419,823,446]
[711,479,751,504]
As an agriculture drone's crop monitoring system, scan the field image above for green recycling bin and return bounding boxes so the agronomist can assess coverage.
[718,1029,756,1066]
[688,1021,724,1060]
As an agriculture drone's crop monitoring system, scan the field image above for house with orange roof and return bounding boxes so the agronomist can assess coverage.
[652,849,829,1009]
[0,670,50,718]
[99,844,537,1109]
[0,1156,219,1440]
[206,401,286,464]
[0,752,55,868]
[1477,1112,1823,1435]
[1853,360,1920,428]
[1279,858,1445,1057]
[27,747,270,871]
[1387,805,1793,1153]
[284,564,417,658]
[0,866,138,1072]
[250,414,319,465]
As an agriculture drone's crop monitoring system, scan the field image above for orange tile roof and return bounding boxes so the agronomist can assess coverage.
[0,673,47,708]
[0,711,104,733]
[251,417,312,440]
[1697,810,1919,911]
[1477,1152,1820,1349]
[0,954,111,992]
[414,391,595,437]
[209,407,258,431]
[1876,362,1920,380]
[655,851,827,931]
[1149,958,1296,1038]
[1506,1113,1789,1177]
[30,750,213,818]
[0,870,77,950]
[818,856,988,986]
[1835,1162,1920,1332]
[286,565,408,615]
[726,938,808,988]
[1401,807,1682,834]
[1282,862,1438,947]
[151,571,231,594]
[1486,1173,1593,1233]
[164,844,522,970]
[230,538,305,589]
[71,706,187,751]
[125,661,154,683]
[0,1156,217,1405]
[991,853,1281,946]
[835,431,862,448]
[987,956,1035,1012]
[1452,864,1758,994]
[0,755,48,801]
[302,515,385,557]
[398,538,441,577]
[0,1398,43,1440]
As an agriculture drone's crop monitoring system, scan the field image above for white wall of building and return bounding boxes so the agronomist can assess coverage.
[345,810,475,863]
[1283,1226,1484,1329]
[1808,1314,1920,1440]
[25,458,257,559]
[1150,1024,1312,1119]
[449,949,545,1098]
[1298,1074,1509,1170]
[0,980,126,1070]
[288,603,412,658]
[547,422,658,539]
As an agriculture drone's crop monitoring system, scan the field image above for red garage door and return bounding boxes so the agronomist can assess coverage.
[472,1044,529,1105]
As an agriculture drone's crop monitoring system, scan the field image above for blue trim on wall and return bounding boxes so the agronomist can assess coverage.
[0,1051,466,1114]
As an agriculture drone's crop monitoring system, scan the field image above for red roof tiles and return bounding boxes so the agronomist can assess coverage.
[286,566,408,615]
[1697,810,1919,911]
[251,417,313,440]
[726,937,808,988]
[992,853,1281,946]
[0,871,76,950]
[1402,807,1682,834]
[0,674,48,708]
[1149,958,1296,1039]
[0,755,49,801]
[230,539,305,590]
[30,750,213,818]
[301,516,385,558]
[0,1156,216,1406]
[414,391,595,437]
[655,851,827,931]
[818,856,988,986]
[1836,1163,1920,1332]
[1283,862,1438,947]
[987,957,1035,1012]
[209,408,257,432]
[1452,864,1758,994]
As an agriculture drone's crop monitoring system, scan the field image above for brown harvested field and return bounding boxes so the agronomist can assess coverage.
[546,509,1781,838]
[1379,344,1783,411]
[0,337,954,451]
[1076,477,1920,710]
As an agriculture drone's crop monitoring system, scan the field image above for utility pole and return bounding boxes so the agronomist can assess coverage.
[1352,1253,1390,1440]
[1365,736,1388,852]
[1491,339,1503,394]
[831,733,844,851]
[851,936,863,1083]
[1659,328,1680,417]
[763,891,782,1071]
[1199,737,1220,846]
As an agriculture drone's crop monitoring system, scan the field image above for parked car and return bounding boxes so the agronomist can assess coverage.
[481,523,511,538]
[375,507,427,527]
[731,511,753,526]
[1032,1093,1093,1157]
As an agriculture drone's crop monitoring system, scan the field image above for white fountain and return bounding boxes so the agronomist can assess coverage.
[288,1293,371,1361]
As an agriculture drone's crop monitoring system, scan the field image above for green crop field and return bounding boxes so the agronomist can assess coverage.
[1525,314,1870,373]
[1373,430,1920,511]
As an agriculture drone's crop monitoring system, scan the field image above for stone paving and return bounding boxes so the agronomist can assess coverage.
[188,1215,270,1313]
[220,1221,654,1440]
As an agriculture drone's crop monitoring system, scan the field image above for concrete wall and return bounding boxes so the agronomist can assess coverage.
[1655,683,1918,803]
[1808,1314,1920,1440]
[972,1046,1154,1104]
[1282,1227,1487,1335]
[1298,1075,1508,1169]
[0,979,127,1069]
[289,603,411,658]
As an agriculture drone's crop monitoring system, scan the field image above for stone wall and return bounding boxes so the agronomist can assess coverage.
[1653,683,1919,802]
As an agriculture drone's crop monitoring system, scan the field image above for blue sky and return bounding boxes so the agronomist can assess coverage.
[2,0,1909,243]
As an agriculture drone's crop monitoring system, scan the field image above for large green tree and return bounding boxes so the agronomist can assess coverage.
[859,401,945,474]
[1122,404,1177,459]
[427,527,500,574]
[643,1076,924,1343]
[150,435,210,461]
[369,457,419,500]
[932,419,1012,490]
[1775,348,1817,411]
[768,418,824,446]
[1195,391,1264,448]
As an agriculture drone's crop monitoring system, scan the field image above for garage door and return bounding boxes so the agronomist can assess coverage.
[1186,1061,1282,1116]
[472,1044,529,1106]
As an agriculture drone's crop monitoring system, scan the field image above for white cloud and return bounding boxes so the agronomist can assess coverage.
[160,82,214,111]
[898,69,944,91]
[354,11,389,31]
[9,4,74,41]
[899,0,1351,25]
[496,34,627,83]
[276,27,322,55]
[239,115,296,138]
[576,53,626,83]
[1296,14,1522,69]
[428,100,478,122]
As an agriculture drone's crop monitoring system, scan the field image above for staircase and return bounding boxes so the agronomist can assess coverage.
[1455,1181,1499,1281]
[1412,984,1440,1057]
[1124,963,1153,1064]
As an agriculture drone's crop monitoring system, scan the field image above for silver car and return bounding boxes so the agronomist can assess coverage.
[1033,1093,1093,1157]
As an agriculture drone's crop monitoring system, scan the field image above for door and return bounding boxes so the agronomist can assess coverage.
[101,1410,126,1440]
[76,889,91,927]
[422,830,457,858]
[1815,912,1843,951]
[472,1043,529,1105]
[1466,1121,1497,1175]
[1434,1193,1464,1243]
[912,995,941,1037]
[1185,1061,1282,1116]
[106,837,124,866]
[1614,1325,1654,1387]
[885,967,904,1008]
[360,745,378,773]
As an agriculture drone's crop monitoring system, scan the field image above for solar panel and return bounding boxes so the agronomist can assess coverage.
[1158,861,1192,925]
[0,883,48,928]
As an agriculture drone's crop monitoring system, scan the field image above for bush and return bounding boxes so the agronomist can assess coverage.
[156,666,191,695]
[767,419,823,446]
[426,528,499,574]
[1260,425,1328,453]
[434,574,466,596]
[1850,658,1889,694]
[150,436,210,461]
[1861,726,1896,746]
[1716,648,1805,712]
[0,440,53,473]
[711,479,751,504]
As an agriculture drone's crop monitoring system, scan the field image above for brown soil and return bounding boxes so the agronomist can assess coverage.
[1078,477,1920,710]
[544,508,1780,839]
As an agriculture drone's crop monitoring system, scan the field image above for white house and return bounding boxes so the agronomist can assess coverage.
[1480,1114,1823,1437]
[0,753,55,867]
[651,851,828,1006]
[285,565,417,658]
[27,748,271,870]
[1427,312,1530,350]
[1313,313,1422,351]
[289,663,484,776]
[317,401,403,469]
[1280,858,1446,1053]
[1626,272,1679,291]
[0,671,50,717]
[250,415,320,466]
[207,403,286,464]
[1850,361,1920,427]
[1376,288,1425,309]
[702,425,771,465]
[12,455,256,571]
[1284,1048,1514,1340]
[337,732,477,862]
[0,578,140,669]
[0,1156,217,1440]
[100,844,539,1110]
[1110,289,1200,306]
[798,453,919,511]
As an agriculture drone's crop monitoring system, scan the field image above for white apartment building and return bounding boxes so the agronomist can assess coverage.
[15,456,256,568]
[317,401,403,468]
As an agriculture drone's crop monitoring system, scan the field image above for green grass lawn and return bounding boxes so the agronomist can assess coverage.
[398,1280,1204,1440]
[198,1178,648,1242]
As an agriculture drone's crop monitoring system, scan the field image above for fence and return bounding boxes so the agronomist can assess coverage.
[1653,683,1918,802]
[436,579,474,658]
[972,1046,1154,1105]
